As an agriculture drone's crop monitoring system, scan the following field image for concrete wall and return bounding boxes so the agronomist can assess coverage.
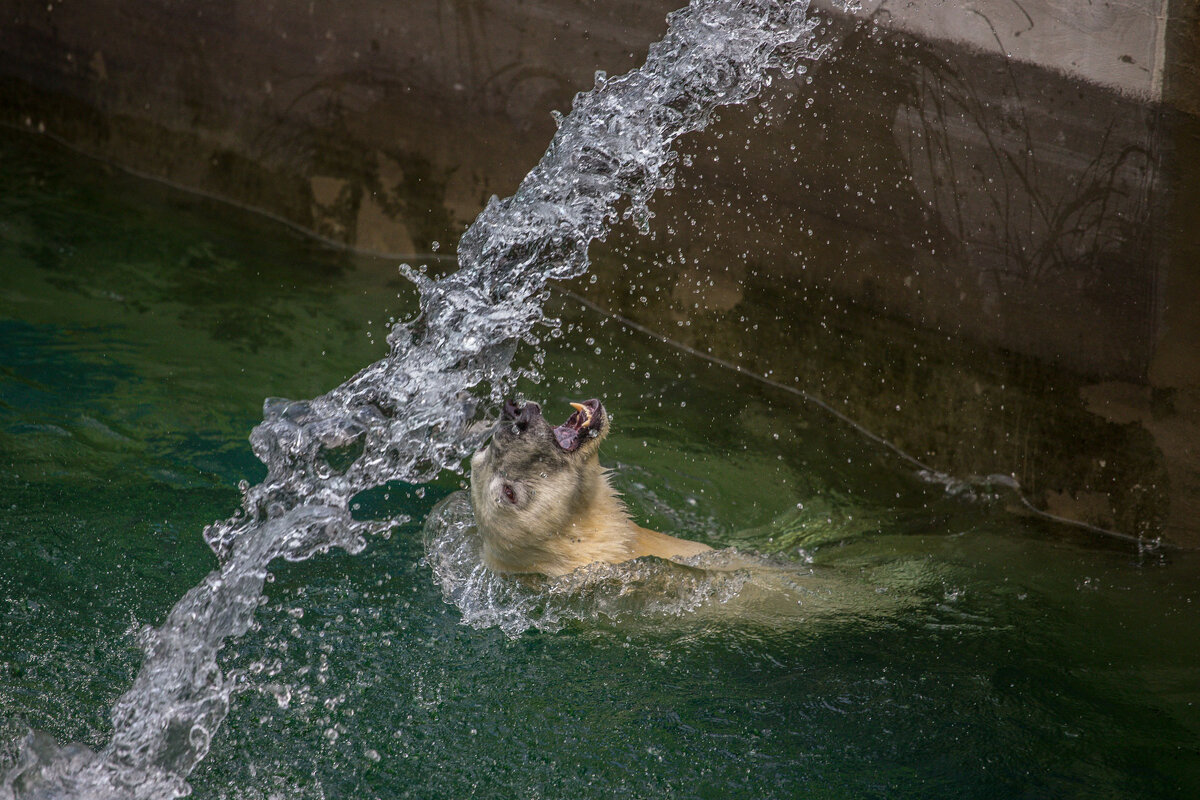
[859,0,1169,99]
[1,0,1197,544]
[0,0,672,253]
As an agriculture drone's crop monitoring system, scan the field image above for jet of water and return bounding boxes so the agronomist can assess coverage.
[1,2,843,797]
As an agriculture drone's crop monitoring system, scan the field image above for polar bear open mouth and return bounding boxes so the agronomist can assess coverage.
[553,398,603,453]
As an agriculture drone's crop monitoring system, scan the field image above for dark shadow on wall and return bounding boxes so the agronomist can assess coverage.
[567,19,1191,544]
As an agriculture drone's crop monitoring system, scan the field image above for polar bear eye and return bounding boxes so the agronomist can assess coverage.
[501,484,517,504]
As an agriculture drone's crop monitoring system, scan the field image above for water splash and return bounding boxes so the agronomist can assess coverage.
[1,1,843,796]
[422,492,918,638]
[422,493,754,637]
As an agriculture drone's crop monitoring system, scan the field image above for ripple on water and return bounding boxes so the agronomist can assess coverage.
[421,492,920,638]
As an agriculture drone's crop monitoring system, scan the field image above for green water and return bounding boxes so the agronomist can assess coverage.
[2,129,1198,799]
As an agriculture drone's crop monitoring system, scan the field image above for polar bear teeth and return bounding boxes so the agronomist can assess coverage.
[569,402,593,427]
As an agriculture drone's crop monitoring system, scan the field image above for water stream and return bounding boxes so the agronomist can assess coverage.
[0,2,848,796]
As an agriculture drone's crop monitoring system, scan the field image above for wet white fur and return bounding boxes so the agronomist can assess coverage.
[469,408,710,577]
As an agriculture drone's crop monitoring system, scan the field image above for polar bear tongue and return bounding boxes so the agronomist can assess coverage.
[552,399,602,453]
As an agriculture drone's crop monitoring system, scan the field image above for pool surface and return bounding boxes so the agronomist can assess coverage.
[2,129,1199,798]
